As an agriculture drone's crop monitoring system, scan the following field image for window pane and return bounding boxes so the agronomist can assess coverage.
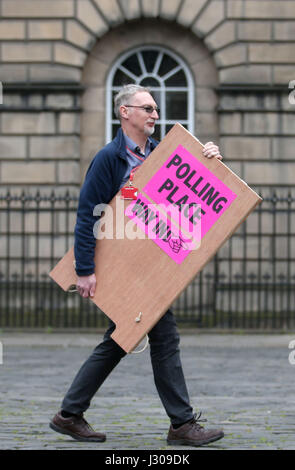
[158,54,178,76]
[166,92,187,120]
[140,77,160,87]
[112,90,117,119]
[152,124,161,141]
[122,54,142,77]
[165,70,187,86]
[150,89,161,106]
[165,124,175,134]
[142,50,159,73]
[113,69,136,86]
[112,123,121,139]
[166,124,187,134]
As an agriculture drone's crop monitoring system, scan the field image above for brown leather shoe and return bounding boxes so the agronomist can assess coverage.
[49,411,106,442]
[167,412,224,447]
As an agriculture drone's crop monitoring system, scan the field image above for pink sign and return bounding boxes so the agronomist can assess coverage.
[125,145,237,264]
[125,193,199,264]
[143,145,237,239]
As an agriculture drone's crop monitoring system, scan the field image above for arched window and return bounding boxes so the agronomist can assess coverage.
[106,46,194,142]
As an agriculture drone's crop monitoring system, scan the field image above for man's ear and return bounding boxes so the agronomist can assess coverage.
[120,105,128,121]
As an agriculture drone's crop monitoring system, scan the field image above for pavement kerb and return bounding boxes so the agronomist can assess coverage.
[1,331,295,348]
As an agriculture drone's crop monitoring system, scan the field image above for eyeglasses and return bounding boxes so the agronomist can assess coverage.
[125,105,160,115]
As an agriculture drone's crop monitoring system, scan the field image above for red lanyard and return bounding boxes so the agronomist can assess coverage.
[120,147,144,200]
[126,146,145,162]
[129,166,139,183]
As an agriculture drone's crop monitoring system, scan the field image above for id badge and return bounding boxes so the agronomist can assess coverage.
[121,185,138,200]
[120,166,139,200]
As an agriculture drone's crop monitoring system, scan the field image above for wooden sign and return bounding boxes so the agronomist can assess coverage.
[49,124,262,352]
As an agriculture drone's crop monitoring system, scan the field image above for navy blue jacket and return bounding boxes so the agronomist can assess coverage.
[74,128,158,276]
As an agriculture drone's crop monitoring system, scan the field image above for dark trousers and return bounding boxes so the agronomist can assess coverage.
[61,309,193,426]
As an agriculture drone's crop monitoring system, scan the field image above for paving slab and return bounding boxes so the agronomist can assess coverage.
[0,332,294,451]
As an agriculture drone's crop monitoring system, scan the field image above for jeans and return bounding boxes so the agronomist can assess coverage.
[61,309,193,426]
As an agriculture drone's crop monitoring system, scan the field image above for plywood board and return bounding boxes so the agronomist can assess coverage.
[49,124,262,352]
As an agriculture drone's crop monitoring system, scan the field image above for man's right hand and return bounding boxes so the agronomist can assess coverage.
[76,273,97,298]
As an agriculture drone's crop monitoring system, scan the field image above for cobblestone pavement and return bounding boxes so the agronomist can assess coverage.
[0,332,294,450]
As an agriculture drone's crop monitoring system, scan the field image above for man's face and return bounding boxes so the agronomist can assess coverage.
[122,91,159,137]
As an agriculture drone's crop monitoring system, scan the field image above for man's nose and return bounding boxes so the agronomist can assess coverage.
[151,108,159,119]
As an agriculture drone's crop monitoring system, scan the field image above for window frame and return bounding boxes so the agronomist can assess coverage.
[106,45,195,143]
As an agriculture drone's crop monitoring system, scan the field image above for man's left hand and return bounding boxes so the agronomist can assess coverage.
[203,142,223,160]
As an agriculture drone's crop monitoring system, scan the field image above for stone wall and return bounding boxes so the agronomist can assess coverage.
[219,87,295,185]
[1,85,81,192]
[0,0,294,189]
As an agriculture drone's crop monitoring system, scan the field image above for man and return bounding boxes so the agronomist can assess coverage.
[50,84,224,447]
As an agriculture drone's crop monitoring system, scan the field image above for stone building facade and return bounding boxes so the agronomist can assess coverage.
[0,0,294,191]
[0,0,294,327]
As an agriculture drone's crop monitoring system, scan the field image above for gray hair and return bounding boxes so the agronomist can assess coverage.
[114,84,151,119]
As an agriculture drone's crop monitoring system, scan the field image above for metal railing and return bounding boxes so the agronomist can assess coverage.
[0,187,294,329]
